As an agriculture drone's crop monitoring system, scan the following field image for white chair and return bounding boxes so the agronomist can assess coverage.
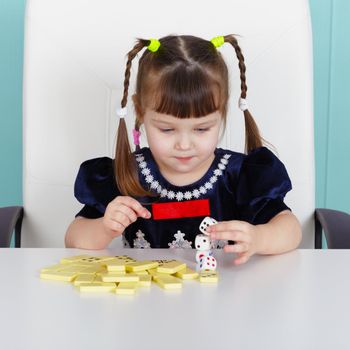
[2,0,344,248]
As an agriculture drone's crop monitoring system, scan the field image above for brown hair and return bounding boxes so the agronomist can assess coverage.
[115,34,263,197]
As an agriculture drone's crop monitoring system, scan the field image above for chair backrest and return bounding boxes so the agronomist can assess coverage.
[22,0,314,248]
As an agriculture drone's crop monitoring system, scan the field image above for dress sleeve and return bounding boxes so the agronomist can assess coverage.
[236,147,292,224]
[74,157,120,218]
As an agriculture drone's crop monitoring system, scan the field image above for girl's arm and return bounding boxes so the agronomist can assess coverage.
[65,196,152,250]
[65,217,113,250]
[255,210,302,255]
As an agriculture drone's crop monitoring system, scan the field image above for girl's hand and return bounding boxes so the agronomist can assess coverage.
[207,220,262,265]
[103,196,151,238]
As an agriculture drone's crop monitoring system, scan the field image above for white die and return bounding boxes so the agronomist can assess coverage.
[198,256,217,271]
[195,234,211,251]
[195,249,213,263]
[199,216,218,235]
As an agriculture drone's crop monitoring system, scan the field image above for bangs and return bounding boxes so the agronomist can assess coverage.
[151,65,221,119]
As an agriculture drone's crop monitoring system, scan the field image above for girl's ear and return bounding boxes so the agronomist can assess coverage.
[132,94,144,123]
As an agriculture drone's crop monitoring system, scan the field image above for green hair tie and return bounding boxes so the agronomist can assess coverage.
[147,38,161,52]
[210,36,225,48]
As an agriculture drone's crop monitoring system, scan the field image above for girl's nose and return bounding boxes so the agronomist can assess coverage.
[175,133,192,150]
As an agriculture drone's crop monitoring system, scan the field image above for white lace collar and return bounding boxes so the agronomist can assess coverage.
[134,149,231,201]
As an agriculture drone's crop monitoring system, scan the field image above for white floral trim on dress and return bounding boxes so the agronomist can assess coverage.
[168,230,192,249]
[133,229,151,248]
[125,229,226,249]
[135,152,232,201]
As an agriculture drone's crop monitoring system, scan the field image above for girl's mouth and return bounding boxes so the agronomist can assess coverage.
[175,156,193,162]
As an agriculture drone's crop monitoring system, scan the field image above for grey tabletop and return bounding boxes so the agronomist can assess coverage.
[0,248,349,350]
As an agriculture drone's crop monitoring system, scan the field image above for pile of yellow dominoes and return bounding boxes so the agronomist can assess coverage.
[40,255,219,295]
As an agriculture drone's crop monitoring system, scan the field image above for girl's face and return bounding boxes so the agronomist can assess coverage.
[142,109,222,184]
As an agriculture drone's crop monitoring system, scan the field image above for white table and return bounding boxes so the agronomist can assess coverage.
[1,248,349,350]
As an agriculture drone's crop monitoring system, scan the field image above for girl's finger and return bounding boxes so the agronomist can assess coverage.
[234,252,252,265]
[114,204,138,224]
[112,211,131,228]
[115,196,151,218]
[224,243,249,254]
[210,230,249,243]
[207,220,248,233]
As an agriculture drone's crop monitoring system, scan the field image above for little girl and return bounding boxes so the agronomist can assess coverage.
[65,34,302,265]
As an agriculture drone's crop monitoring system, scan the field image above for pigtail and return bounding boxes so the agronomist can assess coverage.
[115,39,154,197]
[224,35,264,154]
[133,119,142,153]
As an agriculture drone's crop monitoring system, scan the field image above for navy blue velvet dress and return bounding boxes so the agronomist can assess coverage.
[74,147,292,248]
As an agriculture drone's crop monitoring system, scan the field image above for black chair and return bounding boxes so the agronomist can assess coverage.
[314,209,350,249]
[0,206,24,247]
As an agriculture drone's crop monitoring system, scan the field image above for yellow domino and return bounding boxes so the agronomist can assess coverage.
[73,274,96,286]
[56,264,90,273]
[199,271,219,283]
[78,275,117,292]
[153,275,182,290]
[126,260,159,272]
[114,255,136,263]
[96,256,118,262]
[103,258,126,272]
[147,268,159,277]
[156,260,186,274]
[100,273,139,283]
[116,282,138,295]
[147,268,168,280]
[102,255,137,271]
[60,255,90,264]
[155,259,176,266]
[98,270,126,277]
[79,282,116,292]
[134,271,149,276]
[40,270,78,282]
[175,267,199,280]
[40,264,68,272]
[40,263,93,274]
[138,275,152,287]
[78,256,109,265]
[78,265,106,274]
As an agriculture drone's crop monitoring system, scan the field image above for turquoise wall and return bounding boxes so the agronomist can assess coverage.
[310,0,350,212]
[0,0,24,207]
[0,1,349,241]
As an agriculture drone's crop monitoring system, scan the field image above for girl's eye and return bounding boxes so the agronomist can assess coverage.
[159,128,210,133]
